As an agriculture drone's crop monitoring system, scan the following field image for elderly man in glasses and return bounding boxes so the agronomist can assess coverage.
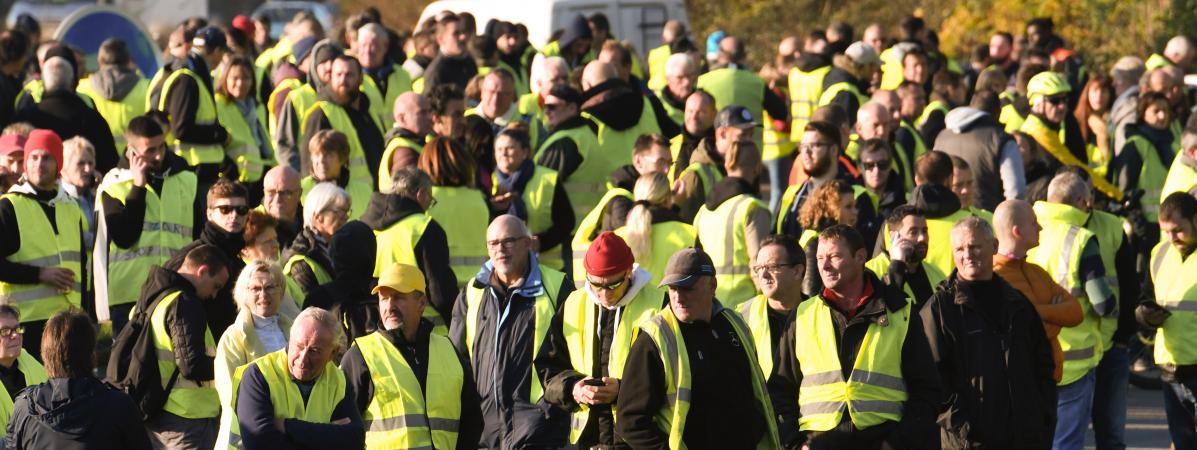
[0,304,46,433]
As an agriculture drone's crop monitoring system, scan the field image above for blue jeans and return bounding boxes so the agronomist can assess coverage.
[1092,344,1129,450]
[1053,369,1096,450]
[1164,372,1197,449]
[764,155,794,214]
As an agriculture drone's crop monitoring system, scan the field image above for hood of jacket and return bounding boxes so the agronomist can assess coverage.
[944,107,1002,133]
[608,164,641,191]
[87,66,141,101]
[21,377,112,439]
[704,176,758,210]
[136,265,196,309]
[360,192,424,231]
[909,183,962,218]
[307,39,340,95]
[582,79,646,130]
[558,14,592,50]
[794,52,831,72]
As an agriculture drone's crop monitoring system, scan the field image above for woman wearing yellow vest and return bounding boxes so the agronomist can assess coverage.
[299,130,371,220]
[419,137,490,287]
[615,172,696,287]
[1110,91,1177,247]
[215,57,275,197]
[490,127,574,271]
[796,179,859,297]
[282,182,347,305]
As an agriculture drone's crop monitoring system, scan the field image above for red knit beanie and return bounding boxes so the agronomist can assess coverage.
[584,231,634,277]
[24,129,62,173]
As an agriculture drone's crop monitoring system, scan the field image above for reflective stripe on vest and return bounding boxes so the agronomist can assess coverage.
[357,331,462,450]
[427,186,489,287]
[789,65,832,140]
[102,174,196,306]
[694,194,767,308]
[1150,241,1197,366]
[794,296,910,431]
[159,69,223,165]
[151,291,220,418]
[0,194,84,322]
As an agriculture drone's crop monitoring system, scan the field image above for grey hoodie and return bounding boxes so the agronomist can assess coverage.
[87,66,142,101]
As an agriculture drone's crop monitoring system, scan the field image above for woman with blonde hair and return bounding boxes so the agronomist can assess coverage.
[796,179,859,296]
[419,136,490,286]
[615,172,696,286]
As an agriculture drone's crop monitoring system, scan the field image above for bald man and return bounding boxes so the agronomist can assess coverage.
[853,101,916,194]
[261,166,303,247]
[379,92,430,192]
[1149,35,1196,71]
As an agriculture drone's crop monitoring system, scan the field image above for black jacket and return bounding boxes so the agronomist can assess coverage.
[101,151,203,249]
[340,322,483,450]
[136,266,214,386]
[423,53,478,93]
[5,377,152,450]
[616,304,768,450]
[582,79,651,132]
[821,67,866,127]
[448,264,575,449]
[161,54,228,149]
[303,221,379,340]
[300,92,384,185]
[236,359,364,450]
[164,222,245,335]
[536,116,599,182]
[13,90,118,174]
[0,72,21,128]
[360,193,457,321]
[920,275,1057,450]
[768,272,943,450]
[280,227,334,299]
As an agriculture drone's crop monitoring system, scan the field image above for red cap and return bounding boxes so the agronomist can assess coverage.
[584,232,634,277]
[0,134,25,157]
[232,15,255,37]
[24,129,62,173]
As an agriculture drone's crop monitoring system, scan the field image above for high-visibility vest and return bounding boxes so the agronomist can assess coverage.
[793,295,910,431]
[878,47,904,91]
[282,254,332,307]
[491,167,564,270]
[915,100,949,130]
[864,253,946,303]
[0,350,46,434]
[677,161,723,201]
[268,80,314,140]
[1150,240,1197,366]
[1020,114,1123,201]
[303,101,379,187]
[495,59,530,97]
[776,184,870,236]
[560,283,662,443]
[427,186,489,287]
[356,331,462,450]
[788,64,832,140]
[540,123,603,223]
[654,89,684,127]
[378,133,425,193]
[817,81,868,109]
[845,135,913,191]
[370,209,448,334]
[924,209,973,277]
[539,41,595,69]
[635,306,781,449]
[216,94,274,183]
[694,194,767,308]
[1146,53,1174,71]
[15,79,96,110]
[588,101,661,186]
[697,67,765,145]
[1085,210,1124,351]
[360,65,413,131]
[1028,201,1103,385]
[99,174,196,306]
[299,176,371,221]
[735,295,778,378]
[77,77,149,152]
[463,264,565,403]
[516,92,547,151]
[762,106,795,161]
[159,68,224,166]
[614,221,697,288]
[571,188,634,284]
[0,194,84,322]
[646,44,671,92]
[898,120,928,160]
[1124,134,1172,222]
[226,349,345,449]
[150,291,219,418]
[1161,157,1197,201]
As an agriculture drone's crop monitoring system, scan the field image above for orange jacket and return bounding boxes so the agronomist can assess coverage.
[993,254,1084,382]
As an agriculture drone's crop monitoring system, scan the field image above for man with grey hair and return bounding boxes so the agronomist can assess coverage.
[356,22,412,132]
[13,56,118,172]
[281,182,348,302]
[1108,56,1145,152]
[921,215,1058,448]
[655,52,697,127]
[235,307,365,449]
[1028,170,1117,449]
[1163,115,1197,200]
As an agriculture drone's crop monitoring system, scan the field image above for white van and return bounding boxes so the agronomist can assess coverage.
[417,0,688,58]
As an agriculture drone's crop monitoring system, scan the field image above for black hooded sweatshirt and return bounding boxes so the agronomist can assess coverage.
[303,221,380,340]
[582,79,650,132]
[6,377,152,450]
[134,266,215,388]
[359,193,457,321]
[164,221,246,335]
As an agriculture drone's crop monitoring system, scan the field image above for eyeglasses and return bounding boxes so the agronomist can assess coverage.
[799,142,834,154]
[752,263,795,276]
[211,204,250,215]
[486,236,528,249]
[860,159,892,172]
[1045,95,1069,106]
[0,326,25,338]
[588,276,627,291]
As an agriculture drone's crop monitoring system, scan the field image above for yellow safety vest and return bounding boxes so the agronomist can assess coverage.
[15,79,96,110]
[878,48,904,91]
[427,186,489,286]
[518,92,546,150]
[378,134,424,193]
[794,296,910,431]
[282,254,332,307]
[150,291,219,418]
[693,194,767,308]
[999,92,1026,135]
[1162,157,1197,202]
[697,67,765,145]
[914,100,949,130]
[560,282,662,443]
[491,167,564,270]
[268,80,314,140]
[303,101,379,187]
[463,264,565,403]
[216,94,274,183]
[1028,201,1103,385]
[788,65,832,141]
[590,101,662,177]
[540,124,603,224]
[1020,114,1123,201]
[818,81,868,109]
[77,77,149,153]
[864,253,947,303]
[654,89,684,127]
[495,59,530,97]
[924,209,973,277]
[571,188,634,284]
[0,194,84,322]
[1150,240,1197,366]
[734,295,778,378]
[299,176,371,221]
[646,45,671,92]
[1085,210,1124,351]
[356,331,462,450]
[540,41,595,69]
[360,65,413,131]
[1124,134,1171,222]
[226,349,345,449]
[899,120,928,160]
[370,210,447,335]
[159,68,224,166]
[635,306,781,449]
[0,350,46,434]
[100,173,196,306]
[614,221,697,288]
[676,161,723,202]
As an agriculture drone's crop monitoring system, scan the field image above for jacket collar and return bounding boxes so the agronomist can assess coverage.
[474,252,547,297]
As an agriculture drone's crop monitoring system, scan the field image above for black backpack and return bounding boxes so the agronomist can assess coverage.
[105,294,179,421]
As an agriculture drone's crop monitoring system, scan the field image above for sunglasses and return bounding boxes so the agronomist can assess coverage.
[588,276,627,291]
[211,204,250,215]
[1045,95,1069,106]
[0,326,24,338]
[860,160,892,171]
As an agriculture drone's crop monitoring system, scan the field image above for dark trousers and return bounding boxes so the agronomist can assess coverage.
[1164,372,1197,449]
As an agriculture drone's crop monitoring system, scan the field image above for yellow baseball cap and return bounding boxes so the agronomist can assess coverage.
[372,263,426,295]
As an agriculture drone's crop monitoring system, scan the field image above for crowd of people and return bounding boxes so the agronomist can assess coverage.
[0,5,1193,450]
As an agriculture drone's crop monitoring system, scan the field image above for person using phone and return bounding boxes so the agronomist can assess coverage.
[864,205,945,308]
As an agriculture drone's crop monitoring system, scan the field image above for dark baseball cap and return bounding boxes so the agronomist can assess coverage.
[192,26,229,51]
[658,248,717,288]
[714,105,758,129]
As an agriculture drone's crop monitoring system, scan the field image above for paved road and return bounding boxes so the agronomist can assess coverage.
[1086,384,1170,450]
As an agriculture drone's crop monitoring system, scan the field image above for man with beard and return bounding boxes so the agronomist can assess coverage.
[300,55,384,187]
[776,121,875,241]
[864,205,944,308]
